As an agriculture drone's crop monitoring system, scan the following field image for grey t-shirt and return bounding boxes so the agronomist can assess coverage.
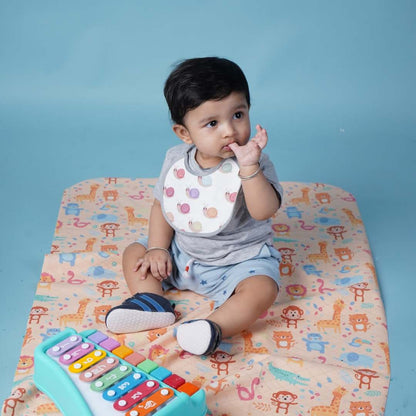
[154,144,283,266]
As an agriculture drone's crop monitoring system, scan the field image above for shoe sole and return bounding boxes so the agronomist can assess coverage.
[106,309,175,334]
[176,320,212,355]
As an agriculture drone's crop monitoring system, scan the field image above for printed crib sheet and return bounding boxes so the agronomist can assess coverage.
[3,178,390,416]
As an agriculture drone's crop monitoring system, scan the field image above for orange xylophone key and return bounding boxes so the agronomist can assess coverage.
[126,387,174,416]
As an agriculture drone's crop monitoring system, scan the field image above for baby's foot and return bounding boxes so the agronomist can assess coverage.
[176,319,222,355]
[105,293,175,334]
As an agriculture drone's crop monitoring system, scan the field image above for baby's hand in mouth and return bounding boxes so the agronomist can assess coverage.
[228,125,268,166]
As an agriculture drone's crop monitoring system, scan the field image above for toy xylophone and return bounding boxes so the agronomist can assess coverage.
[34,328,208,416]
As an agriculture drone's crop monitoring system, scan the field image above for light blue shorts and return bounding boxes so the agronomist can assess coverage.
[137,238,281,308]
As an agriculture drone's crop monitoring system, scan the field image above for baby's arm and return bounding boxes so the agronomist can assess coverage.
[229,125,280,220]
[134,199,174,281]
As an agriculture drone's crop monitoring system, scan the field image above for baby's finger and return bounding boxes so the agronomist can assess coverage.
[150,262,162,280]
[254,125,268,149]
[157,261,168,279]
[166,259,172,277]
[133,258,144,272]
[228,141,239,148]
[228,142,240,154]
[160,258,173,279]
[138,261,150,280]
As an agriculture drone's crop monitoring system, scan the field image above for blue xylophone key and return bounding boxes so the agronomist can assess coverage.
[102,371,147,401]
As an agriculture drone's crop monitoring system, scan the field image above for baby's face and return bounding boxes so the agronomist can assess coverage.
[177,92,251,169]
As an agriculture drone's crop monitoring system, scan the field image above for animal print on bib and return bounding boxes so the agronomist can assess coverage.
[162,157,241,236]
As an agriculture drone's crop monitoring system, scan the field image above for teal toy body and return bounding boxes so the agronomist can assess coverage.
[34,328,208,416]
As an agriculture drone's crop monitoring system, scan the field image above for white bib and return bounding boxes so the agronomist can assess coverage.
[162,157,241,236]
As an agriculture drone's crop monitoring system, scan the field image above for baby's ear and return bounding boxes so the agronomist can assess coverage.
[172,124,193,144]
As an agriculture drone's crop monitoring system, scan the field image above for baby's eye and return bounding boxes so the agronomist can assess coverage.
[233,111,243,119]
[206,120,217,128]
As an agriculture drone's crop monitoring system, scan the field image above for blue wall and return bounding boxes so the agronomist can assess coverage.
[1,1,415,413]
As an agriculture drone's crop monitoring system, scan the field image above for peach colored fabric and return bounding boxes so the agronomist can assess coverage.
[3,178,390,416]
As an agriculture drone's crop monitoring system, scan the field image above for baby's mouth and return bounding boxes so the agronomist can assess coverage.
[223,142,236,152]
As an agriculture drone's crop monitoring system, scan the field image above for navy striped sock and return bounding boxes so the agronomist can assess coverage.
[124,293,174,313]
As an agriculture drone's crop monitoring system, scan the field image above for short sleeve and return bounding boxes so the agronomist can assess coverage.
[260,153,283,203]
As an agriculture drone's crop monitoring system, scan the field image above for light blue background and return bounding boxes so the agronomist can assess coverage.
[1,1,415,413]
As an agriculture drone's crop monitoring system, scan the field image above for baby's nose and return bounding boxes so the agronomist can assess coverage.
[222,122,236,137]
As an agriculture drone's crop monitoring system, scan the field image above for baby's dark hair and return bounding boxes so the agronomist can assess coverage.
[164,57,250,125]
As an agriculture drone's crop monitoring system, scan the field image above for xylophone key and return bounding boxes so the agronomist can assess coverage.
[113,380,159,412]
[112,344,134,359]
[35,328,208,416]
[79,356,119,382]
[102,371,147,401]
[99,337,120,351]
[124,351,146,366]
[47,335,82,357]
[137,359,158,373]
[164,373,185,389]
[177,382,200,396]
[150,366,172,381]
[59,342,95,365]
[87,330,108,344]
[126,387,174,416]
[68,349,106,373]
[91,364,132,392]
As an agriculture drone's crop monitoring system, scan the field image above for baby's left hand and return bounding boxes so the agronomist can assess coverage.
[229,124,268,167]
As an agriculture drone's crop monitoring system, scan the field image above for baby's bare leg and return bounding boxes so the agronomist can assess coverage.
[105,243,174,334]
[122,242,164,296]
[208,275,279,338]
[176,275,278,355]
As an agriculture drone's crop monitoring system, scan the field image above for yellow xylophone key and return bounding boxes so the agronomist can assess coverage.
[68,349,106,373]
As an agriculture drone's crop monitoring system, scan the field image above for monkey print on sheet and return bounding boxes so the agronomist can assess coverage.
[4,179,390,416]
